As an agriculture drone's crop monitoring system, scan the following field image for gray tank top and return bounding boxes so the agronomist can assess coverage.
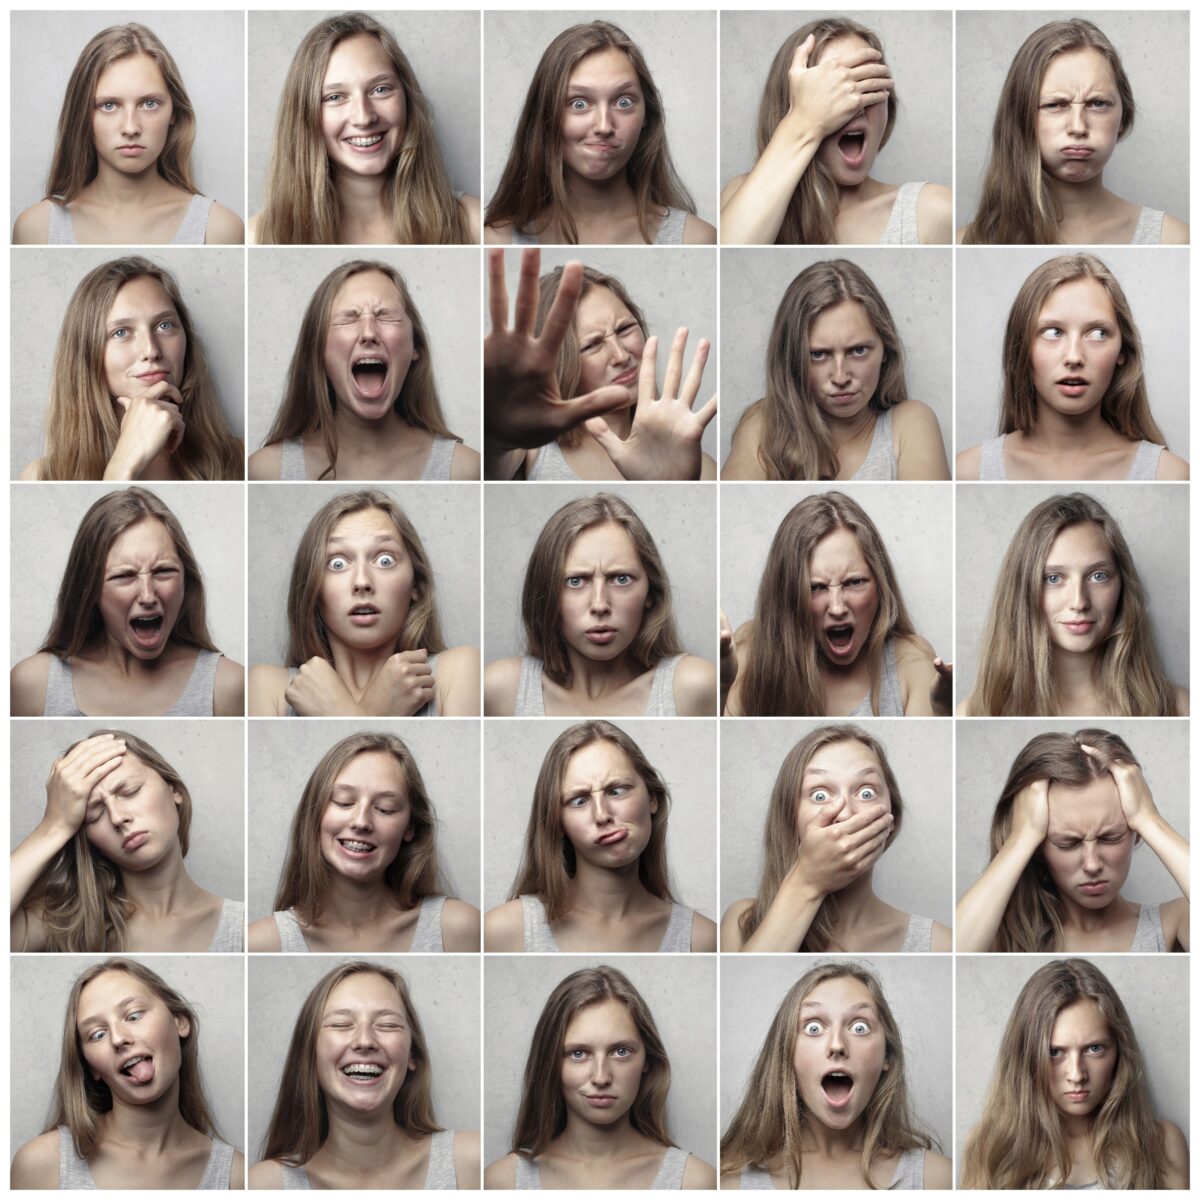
[526,439,582,481]
[43,650,222,717]
[208,898,245,952]
[519,894,693,953]
[513,655,682,717]
[878,182,925,246]
[512,206,688,246]
[845,640,904,717]
[900,914,934,953]
[850,409,897,480]
[57,1126,235,1190]
[279,1129,458,1190]
[47,194,214,246]
[271,895,446,953]
[285,653,438,717]
[278,435,459,481]
[978,434,1163,481]
[1131,207,1165,245]
[514,1145,690,1189]
[1130,903,1166,952]
[740,1146,924,1190]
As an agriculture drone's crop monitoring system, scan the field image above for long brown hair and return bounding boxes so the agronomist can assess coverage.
[261,961,441,1166]
[511,966,675,1158]
[485,21,695,244]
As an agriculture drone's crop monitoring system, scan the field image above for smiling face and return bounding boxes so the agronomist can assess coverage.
[320,34,406,178]
[1036,48,1123,186]
[561,47,646,184]
[103,276,186,402]
[319,749,414,881]
[98,517,185,660]
[83,752,183,869]
[796,739,892,852]
[813,35,889,186]
[560,997,647,1128]
[559,739,658,873]
[1040,521,1121,656]
[1048,998,1117,1121]
[806,300,884,424]
[91,52,174,179]
[573,287,645,402]
[1042,775,1133,909]
[808,527,880,668]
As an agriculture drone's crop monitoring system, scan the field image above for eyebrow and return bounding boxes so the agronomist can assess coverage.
[563,1037,640,1050]
[322,73,399,91]
[78,995,147,1030]
[800,1001,876,1016]
[95,92,168,103]
[563,564,638,575]
[332,784,403,801]
[1043,559,1115,573]
[324,1007,407,1020]
[326,533,401,548]
[106,309,178,328]
[802,767,883,782]
[567,80,641,93]
[809,337,878,350]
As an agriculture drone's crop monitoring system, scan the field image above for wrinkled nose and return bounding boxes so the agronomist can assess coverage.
[1081,841,1103,874]
[826,586,849,618]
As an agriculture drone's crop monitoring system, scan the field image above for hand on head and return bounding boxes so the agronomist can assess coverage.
[1080,745,1156,833]
[786,34,893,141]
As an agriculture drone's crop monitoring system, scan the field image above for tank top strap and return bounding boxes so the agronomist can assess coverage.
[526,439,582,481]
[43,655,84,717]
[875,639,904,716]
[273,909,310,953]
[978,435,1007,480]
[513,656,546,716]
[420,436,460,481]
[172,195,215,245]
[410,895,446,952]
[279,438,308,480]
[514,1154,540,1188]
[1130,903,1166,952]
[653,206,688,245]
[1131,206,1165,245]
[208,898,245,952]
[520,894,559,952]
[899,914,933,953]
[198,1138,236,1189]
[651,1146,691,1189]
[888,1147,925,1189]
[739,1162,776,1189]
[851,408,897,480]
[657,904,694,952]
[879,182,925,246]
[57,1125,93,1188]
[1127,440,1164,480]
[169,650,221,716]
[424,1130,458,1189]
[645,656,681,716]
[279,1161,311,1189]
[47,201,76,245]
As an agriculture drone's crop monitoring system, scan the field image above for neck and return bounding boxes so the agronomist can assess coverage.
[319,1109,412,1174]
[320,870,399,929]
[94,636,181,677]
[1022,402,1114,451]
[1060,1111,1097,1143]
[1050,644,1102,700]
[119,847,202,917]
[825,406,877,449]
[98,1082,191,1155]
[827,870,883,927]
[563,171,638,221]
[328,640,396,696]
[1057,890,1135,934]
[557,1109,643,1160]
[332,404,411,453]
[835,175,885,209]
[563,646,642,698]
[85,160,171,207]
[1044,171,1113,222]
[335,171,390,226]
[597,407,634,439]
[569,857,649,918]
[799,1116,866,1159]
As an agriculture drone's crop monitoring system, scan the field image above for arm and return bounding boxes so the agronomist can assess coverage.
[435,645,481,717]
[893,400,950,481]
[484,1153,518,1190]
[102,386,187,480]
[247,1159,284,1190]
[895,636,952,717]
[923,1153,953,1191]
[247,915,282,953]
[484,900,525,952]
[203,202,245,245]
[690,911,718,952]
[673,655,717,716]
[1155,450,1189,481]
[10,654,52,717]
[682,214,717,245]
[450,442,481,480]
[955,443,983,481]
[11,1131,60,1189]
[440,898,481,952]
[247,443,283,481]
[452,1131,482,1190]
[458,193,482,243]
[1160,214,1189,245]
[213,657,245,716]
[682,1156,718,1189]
[483,658,522,717]
[719,612,739,715]
[247,664,289,717]
[12,201,51,246]
[915,183,953,245]
[1158,1120,1189,1189]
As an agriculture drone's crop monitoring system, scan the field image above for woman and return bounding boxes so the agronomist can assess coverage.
[485,253,716,481]
[720,961,950,1188]
[722,492,952,717]
[957,255,1188,481]
[251,962,480,1188]
[248,731,479,952]
[251,12,477,244]
[21,256,243,481]
[960,19,1188,245]
[961,958,1188,1187]
[722,725,950,953]
[956,729,1188,953]
[10,958,243,1189]
[721,19,952,245]
[959,492,1188,716]
[722,260,949,480]
[486,721,716,952]
[12,23,242,244]
[10,488,244,717]
[484,493,715,717]
[248,489,479,717]
[248,260,479,481]
[485,20,714,245]
[486,966,715,1188]
[11,730,243,952]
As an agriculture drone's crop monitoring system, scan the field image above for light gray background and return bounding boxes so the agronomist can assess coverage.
[719,248,951,468]
[954,718,1190,912]
[955,484,1190,701]
[955,11,1190,229]
[483,482,717,665]
[246,247,480,457]
[955,954,1189,1181]
[720,956,952,1156]
[247,483,480,667]
[482,718,717,920]
[720,483,954,666]
[10,11,245,227]
[247,10,481,216]
[248,718,481,923]
[720,10,953,197]
[499,247,718,462]
[955,247,1189,459]
[10,719,246,908]
[248,956,480,1165]
[484,955,717,1168]
[10,248,246,478]
[10,955,245,1158]
[483,10,718,227]
[10,483,246,668]
[720,719,952,933]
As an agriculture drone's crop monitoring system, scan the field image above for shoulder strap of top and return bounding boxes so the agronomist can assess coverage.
[420,436,460,481]
[411,895,446,952]
[424,1130,458,1190]
[889,1147,925,1189]
[526,439,581,481]
[279,439,308,481]
[658,904,694,952]
[168,651,221,716]
[1127,440,1164,481]
[198,1138,236,1189]
[274,910,309,953]
[1130,903,1166,952]
[739,1162,776,1190]
[646,655,681,716]
[876,639,904,716]
[652,1146,690,1189]
[43,654,83,717]
[57,1125,93,1189]
[172,195,215,245]
[513,656,545,717]
[521,894,559,952]
[978,435,1007,480]
[279,1161,311,1190]
[851,409,897,480]
[1131,207,1165,245]
[208,898,245,952]
[514,1154,540,1188]
[879,182,925,246]
[47,202,75,245]
[653,207,688,246]
[900,914,934,953]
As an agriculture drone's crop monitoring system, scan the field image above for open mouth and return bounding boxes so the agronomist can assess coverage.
[825,624,855,655]
[349,604,381,626]
[338,838,377,857]
[342,1062,385,1084]
[344,133,385,151]
[351,358,389,400]
[119,1054,155,1084]
[837,129,866,165]
[821,1070,854,1107]
[130,615,164,648]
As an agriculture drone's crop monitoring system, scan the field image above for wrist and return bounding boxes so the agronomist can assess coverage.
[777,109,824,154]
[781,865,825,907]
[1126,807,1161,838]
[36,816,77,848]
[102,456,139,481]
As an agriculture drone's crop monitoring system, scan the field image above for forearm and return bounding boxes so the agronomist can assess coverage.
[720,119,821,244]
[1135,812,1190,901]
[955,833,1040,951]
[10,820,72,917]
[739,873,825,952]
[483,442,524,481]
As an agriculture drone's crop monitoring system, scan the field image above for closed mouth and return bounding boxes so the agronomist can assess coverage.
[595,828,629,846]
[612,366,639,386]
[1079,880,1108,891]
[1064,1090,1090,1100]
[1062,620,1095,632]
[123,831,149,851]
[1061,147,1093,157]
[584,1093,617,1106]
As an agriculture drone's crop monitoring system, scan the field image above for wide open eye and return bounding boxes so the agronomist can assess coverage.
[802,1020,823,1036]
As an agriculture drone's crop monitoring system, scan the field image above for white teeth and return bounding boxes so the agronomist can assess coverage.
[340,839,375,852]
[343,1063,383,1076]
[354,358,384,366]
[120,1055,149,1072]
[346,134,384,147]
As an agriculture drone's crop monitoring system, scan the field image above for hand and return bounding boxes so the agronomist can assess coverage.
[785,34,894,142]
[284,658,361,717]
[719,609,738,698]
[791,797,894,898]
[584,329,717,480]
[1083,747,1157,834]
[358,650,436,716]
[484,248,632,451]
[931,657,953,716]
[104,383,186,480]
[43,734,126,838]
[1010,779,1050,846]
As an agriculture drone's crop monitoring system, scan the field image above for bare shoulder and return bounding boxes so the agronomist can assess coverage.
[248,442,283,481]
[916,182,953,244]
[955,224,967,244]
[732,619,755,653]
[923,1151,953,1190]
[214,656,245,716]
[673,654,716,716]
[930,920,953,952]
[11,1129,60,1189]
[720,898,754,951]
[1158,1119,1189,1187]
[683,213,717,245]
[457,193,482,243]
[719,172,748,209]
[683,1155,718,1189]
[1157,449,1189,480]
[10,652,53,717]
[722,401,767,480]
[484,1152,519,1190]
[248,1158,284,1190]
[483,222,514,246]
[229,1150,245,1189]
[246,211,261,246]
[451,442,481,480]
[690,911,718,952]
[484,899,525,952]
[437,644,481,717]
[895,633,936,667]
[956,443,983,481]
[204,201,244,245]
[452,1130,481,1189]
[247,914,282,953]
[891,398,939,433]
[719,1166,743,1190]
[1172,684,1190,716]
[1161,213,1189,245]
[19,458,46,481]
[484,656,523,716]
[440,897,481,951]
[12,199,52,245]
[248,663,289,717]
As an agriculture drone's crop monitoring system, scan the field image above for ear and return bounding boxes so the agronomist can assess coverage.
[174,1013,191,1040]
[644,596,652,609]
[172,790,183,809]
[1117,354,1126,366]
[649,795,659,815]
[408,1054,417,1073]
[411,348,419,362]
[882,1057,890,1072]
[403,824,416,843]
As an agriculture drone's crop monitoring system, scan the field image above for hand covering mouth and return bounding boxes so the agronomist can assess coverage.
[821,1069,854,1102]
[119,1054,155,1083]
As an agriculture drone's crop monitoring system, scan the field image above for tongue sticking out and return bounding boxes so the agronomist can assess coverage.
[823,1073,852,1102]
[125,1058,155,1084]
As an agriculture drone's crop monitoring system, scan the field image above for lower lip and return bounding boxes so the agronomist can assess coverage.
[137,372,168,385]
[825,629,856,658]
[338,841,377,860]
[344,136,386,155]
[585,1096,617,1108]
[1064,1091,1090,1101]
[821,1084,854,1111]
[584,143,619,154]
[123,833,149,852]
[1063,622,1095,635]
[613,368,639,386]
[130,621,165,650]
[1056,382,1089,397]
[1079,882,1108,895]
[349,612,381,626]
[1061,149,1094,159]
[117,147,145,157]
[585,629,617,644]
[597,830,629,847]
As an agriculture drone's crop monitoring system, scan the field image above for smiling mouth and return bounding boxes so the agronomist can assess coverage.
[342,1062,385,1084]
[338,838,378,856]
[344,133,385,149]
[821,1071,854,1108]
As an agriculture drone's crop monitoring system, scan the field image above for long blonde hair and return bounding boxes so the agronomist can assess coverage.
[968,493,1177,716]
[262,260,454,480]
[1000,253,1163,443]
[962,20,1135,245]
[755,20,897,245]
[961,958,1164,1188]
[262,962,441,1166]
[721,961,934,1189]
[739,726,903,950]
[745,260,909,479]
[46,23,198,203]
[41,256,242,481]
[256,12,468,245]
[511,966,675,1158]
[485,21,695,245]
[738,493,916,716]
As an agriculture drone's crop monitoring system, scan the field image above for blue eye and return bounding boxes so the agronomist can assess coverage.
[1044,572,1063,585]
[611,573,632,586]
[1090,570,1112,583]
[809,349,829,362]
[802,1020,823,1036]
[850,1020,870,1035]
[328,556,349,572]
[565,576,585,588]
[811,788,832,803]
[850,345,870,357]
[569,98,588,112]
[323,92,345,104]
[615,96,634,110]
[376,553,397,568]
[110,327,130,340]
[144,99,160,110]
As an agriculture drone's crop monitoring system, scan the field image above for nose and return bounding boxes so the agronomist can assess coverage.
[349,800,374,832]
[1061,332,1085,367]
[1066,1052,1088,1084]
[351,557,373,594]
[105,796,131,829]
[829,356,852,386]
[1067,102,1087,136]
[825,585,849,618]
[592,104,614,135]
[605,336,631,366]
[1067,575,1091,613]
[1081,840,1103,874]
[120,105,140,136]
[588,580,611,616]
[357,314,380,344]
[351,1025,379,1051]
[135,571,157,606]
[349,90,378,128]
[590,791,613,825]
[110,1025,133,1051]
[590,1056,612,1086]
[826,1024,847,1058]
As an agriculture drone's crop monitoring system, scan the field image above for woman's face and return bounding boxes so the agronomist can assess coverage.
[558,521,651,664]
[83,751,183,870]
[560,997,647,1128]
[795,740,892,858]
[1041,775,1133,909]
[103,276,187,403]
[1047,998,1117,1121]
[1040,521,1121,657]
[813,34,890,187]
[1036,48,1123,187]
[98,517,186,660]
[560,47,645,184]
[559,739,657,873]
[77,969,188,1105]
[808,527,880,668]
[318,507,417,652]
[323,270,419,424]
[91,53,174,179]
[319,749,414,881]
[793,975,889,1133]
[573,287,645,403]
[320,34,406,178]
[806,300,885,424]
[316,972,415,1116]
